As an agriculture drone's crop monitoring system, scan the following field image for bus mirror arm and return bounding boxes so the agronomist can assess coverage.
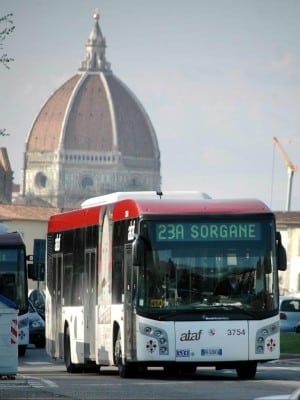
[276,231,287,271]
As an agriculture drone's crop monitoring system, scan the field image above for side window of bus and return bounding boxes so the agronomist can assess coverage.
[63,264,72,306]
[72,272,84,306]
[112,246,123,304]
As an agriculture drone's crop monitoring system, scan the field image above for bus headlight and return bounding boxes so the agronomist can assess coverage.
[256,345,264,353]
[144,326,152,335]
[160,346,168,354]
[140,323,169,356]
[255,322,279,355]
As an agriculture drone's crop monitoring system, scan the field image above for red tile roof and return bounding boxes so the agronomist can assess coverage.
[275,211,300,227]
[0,204,61,222]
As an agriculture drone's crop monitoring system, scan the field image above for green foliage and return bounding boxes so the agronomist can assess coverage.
[280,332,300,354]
[0,13,15,69]
[0,128,9,136]
[0,13,14,136]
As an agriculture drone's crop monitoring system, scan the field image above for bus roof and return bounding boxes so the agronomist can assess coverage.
[81,191,211,208]
[48,192,273,233]
[0,232,25,246]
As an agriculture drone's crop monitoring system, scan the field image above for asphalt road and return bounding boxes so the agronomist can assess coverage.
[0,347,299,400]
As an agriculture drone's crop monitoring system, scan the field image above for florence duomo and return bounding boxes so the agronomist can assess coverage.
[15,10,161,209]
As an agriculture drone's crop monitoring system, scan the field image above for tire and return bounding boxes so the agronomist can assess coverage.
[18,345,27,357]
[64,327,80,373]
[83,363,100,373]
[114,330,135,378]
[236,362,257,379]
[35,339,46,349]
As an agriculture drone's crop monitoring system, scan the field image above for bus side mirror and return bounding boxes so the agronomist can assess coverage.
[27,263,35,279]
[28,239,46,281]
[132,235,145,266]
[276,231,287,271]
[28,262,45,281]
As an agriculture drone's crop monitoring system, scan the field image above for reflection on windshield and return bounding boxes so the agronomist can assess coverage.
[137,220,278,317]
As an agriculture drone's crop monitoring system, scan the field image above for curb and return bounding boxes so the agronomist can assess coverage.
[280,353,300,359]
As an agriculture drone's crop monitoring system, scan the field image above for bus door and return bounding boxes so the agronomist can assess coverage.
[124,244,136,361]
[52,254,63,358]
[84,250,97,359]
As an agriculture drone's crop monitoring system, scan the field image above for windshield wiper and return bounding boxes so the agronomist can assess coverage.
[214,304,256,318]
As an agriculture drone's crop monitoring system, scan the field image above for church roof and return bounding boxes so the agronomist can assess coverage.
[26,10,160,160]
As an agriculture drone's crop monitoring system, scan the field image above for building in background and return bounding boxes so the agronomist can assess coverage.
[276,212,300,295]
[0,204,60,290]
[18,10,161,209]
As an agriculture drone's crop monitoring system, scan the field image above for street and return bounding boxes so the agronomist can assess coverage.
[0,347,298,400]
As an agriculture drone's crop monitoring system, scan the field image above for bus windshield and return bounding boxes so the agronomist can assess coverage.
[136,218,278,319]
[0,247,28,312]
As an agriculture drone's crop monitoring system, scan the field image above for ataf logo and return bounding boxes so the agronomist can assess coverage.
[180,329,203,341]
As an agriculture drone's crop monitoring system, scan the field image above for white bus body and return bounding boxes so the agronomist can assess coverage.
[46,192,286,378]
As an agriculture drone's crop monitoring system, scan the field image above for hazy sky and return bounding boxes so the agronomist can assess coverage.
[1,0,300,210]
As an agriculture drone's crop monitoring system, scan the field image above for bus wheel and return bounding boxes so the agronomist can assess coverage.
[18,345,27,357]
[236,362,257,379]
[114,331,133,378]
[64,327,79,373]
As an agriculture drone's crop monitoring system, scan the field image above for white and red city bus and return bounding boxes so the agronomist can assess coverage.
[45,192,286,378]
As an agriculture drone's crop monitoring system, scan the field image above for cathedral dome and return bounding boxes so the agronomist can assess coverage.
[21,11,161,209]
[27,72,158,159]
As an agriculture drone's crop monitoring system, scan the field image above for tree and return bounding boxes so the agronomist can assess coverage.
[0,13,15,136]
[0,13,15,69]
[0,128,9,136]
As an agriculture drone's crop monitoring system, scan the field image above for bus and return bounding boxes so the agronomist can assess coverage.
[45,191,287,379]
[0,230,29,356]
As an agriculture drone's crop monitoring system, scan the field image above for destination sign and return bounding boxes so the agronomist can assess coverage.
[156,222,261,242]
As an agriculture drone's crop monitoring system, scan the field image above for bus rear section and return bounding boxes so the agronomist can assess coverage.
[45,192,286,378]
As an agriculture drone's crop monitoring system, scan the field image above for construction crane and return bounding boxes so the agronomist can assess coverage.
[273,137,300,211]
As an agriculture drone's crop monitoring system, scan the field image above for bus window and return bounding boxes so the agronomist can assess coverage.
[112,247,123,304]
